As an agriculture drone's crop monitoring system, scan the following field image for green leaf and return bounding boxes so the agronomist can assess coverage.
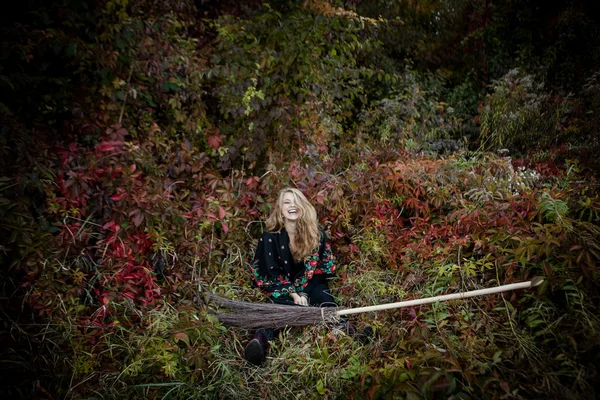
[437,312,450,320]
[316,379,325,395]
[66,41,78,57]
[493,351,502,364]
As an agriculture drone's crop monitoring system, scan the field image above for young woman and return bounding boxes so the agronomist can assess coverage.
[250,188,336,307]
[244,188,369,365]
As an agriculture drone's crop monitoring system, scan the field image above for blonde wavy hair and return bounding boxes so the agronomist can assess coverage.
[265,188,320,260]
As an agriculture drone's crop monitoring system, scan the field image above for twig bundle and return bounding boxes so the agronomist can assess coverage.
[210,294,340,329]
[211,278,543,329]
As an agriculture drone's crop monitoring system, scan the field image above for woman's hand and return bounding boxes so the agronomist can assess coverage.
[290,292,308,306]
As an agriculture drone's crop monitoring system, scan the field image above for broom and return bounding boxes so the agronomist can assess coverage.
[211,277,544,330]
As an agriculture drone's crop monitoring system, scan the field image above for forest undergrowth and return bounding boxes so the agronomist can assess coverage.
[1,1,599,399]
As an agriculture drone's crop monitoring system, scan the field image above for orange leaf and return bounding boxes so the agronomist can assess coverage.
[173,332,190,346]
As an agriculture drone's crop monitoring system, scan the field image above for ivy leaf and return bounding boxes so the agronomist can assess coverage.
[96,140,124,153]
[207,133,224,150]
[130,209,143,227]
[110,193,124,201]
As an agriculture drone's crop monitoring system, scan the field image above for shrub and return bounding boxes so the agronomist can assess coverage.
[479,69,571,153]
[358,70,462,152]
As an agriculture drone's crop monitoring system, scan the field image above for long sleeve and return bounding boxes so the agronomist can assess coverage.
[315,235,335,276]
[292,230,336,290]
[250,233,295,298]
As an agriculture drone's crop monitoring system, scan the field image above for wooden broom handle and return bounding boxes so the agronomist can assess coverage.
[337,277,544,317]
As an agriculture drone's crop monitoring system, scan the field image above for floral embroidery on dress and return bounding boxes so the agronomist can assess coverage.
[250,230,335,298]
[251,258,293,298]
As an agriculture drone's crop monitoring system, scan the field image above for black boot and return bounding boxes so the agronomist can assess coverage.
[334,322,373,343]
[335,321,357,336]
[244,330,269,366]
[355,326,373,343]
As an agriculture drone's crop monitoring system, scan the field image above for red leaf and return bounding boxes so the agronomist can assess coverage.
[96,140,124,152]
[110,193,124,201]
[245,176,260,189]
[207,133,224,150]
[408,306,417,321]
[367,385,379,400]
[116,127,128,138]
[132,212,143,227]
[102,221,118,231]
[122,291,136,300]
[218,206,226,220]
[206,212,217,221]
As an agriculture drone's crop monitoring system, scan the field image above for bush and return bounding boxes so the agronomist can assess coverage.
[479,69,571,153]
[358,70,462,153]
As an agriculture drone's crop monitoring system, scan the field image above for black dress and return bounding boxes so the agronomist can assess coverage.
[250,227,337,307]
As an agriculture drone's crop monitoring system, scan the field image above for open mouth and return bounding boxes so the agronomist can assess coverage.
[287,208,298,215]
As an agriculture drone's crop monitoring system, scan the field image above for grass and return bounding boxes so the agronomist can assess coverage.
[3,149,600,400]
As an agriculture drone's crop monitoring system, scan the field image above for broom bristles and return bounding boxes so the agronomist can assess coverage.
[209,294,341,329]
[210,279,544,329]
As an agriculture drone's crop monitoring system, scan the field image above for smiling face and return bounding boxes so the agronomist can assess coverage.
[281,191,302,222]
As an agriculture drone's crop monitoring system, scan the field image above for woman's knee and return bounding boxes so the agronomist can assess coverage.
[309,284,337,307]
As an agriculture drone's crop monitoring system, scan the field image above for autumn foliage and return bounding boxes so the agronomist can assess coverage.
[1,0,599,399]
